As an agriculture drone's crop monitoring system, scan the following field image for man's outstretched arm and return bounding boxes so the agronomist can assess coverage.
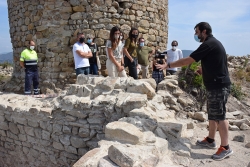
[155,57,195,70]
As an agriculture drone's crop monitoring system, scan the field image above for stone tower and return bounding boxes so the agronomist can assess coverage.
[6,0,168,93]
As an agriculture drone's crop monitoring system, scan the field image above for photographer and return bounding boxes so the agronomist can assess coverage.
[152,51,166,91]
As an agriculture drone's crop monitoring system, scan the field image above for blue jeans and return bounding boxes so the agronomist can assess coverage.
[89,63,98,75]
[25,70,39,95]
[75,67,90,76]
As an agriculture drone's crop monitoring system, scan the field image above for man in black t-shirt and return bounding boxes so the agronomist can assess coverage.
[156,22,232,161]
[86,34,99,75]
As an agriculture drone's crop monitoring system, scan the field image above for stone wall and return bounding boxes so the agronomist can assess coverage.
[0,75,193,167]
[6,0,168,93]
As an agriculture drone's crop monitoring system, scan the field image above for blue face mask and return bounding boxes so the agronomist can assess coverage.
[194,35,200,42]
[87,39,92,43]
[140,42,145,47]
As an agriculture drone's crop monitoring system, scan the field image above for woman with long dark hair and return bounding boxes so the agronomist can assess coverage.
[105,26,127,77]
[123,27,139,79]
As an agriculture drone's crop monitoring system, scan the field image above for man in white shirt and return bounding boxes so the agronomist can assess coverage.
[73,32,92,76]
[166,40,183,75]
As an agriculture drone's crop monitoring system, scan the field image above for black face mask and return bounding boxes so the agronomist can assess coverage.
[79,37,85,43]
[131,34,138,38]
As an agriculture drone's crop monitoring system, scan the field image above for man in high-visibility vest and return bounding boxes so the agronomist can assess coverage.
[20,40,39,95]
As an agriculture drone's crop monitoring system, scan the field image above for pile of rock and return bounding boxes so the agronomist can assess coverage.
[227,55,250,69]
[0,66,13,77]
[1,74,250,167]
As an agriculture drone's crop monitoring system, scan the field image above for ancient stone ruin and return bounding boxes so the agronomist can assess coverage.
[0,75,193,166]
[6,0,168,92]
[1,74,250,167]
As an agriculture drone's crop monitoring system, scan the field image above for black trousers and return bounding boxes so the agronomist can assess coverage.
[127,57,138,79]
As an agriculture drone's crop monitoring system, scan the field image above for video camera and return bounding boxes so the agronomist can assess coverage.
[155,50,167,59]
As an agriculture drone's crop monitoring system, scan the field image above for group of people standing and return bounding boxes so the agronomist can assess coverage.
[72,33,100,76]
[105,26,183,87]
[20,22,233,161]
[20,27,183,95]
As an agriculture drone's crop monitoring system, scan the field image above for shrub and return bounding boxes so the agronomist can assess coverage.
[234,69,245,80]
[193,75,204,88]
[230,83,244,100]
[243,59,249,68]
[181,66,187,71]
[246,73,250,82]
[189,62,200,72]
[0,62,12,69]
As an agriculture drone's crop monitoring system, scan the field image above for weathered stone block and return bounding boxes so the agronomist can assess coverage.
[8,122,19,134]
[27,135,37,144]
[108,145,159,167]
[24,127,35,136]
[0,130,6,137]
[17,124,25,134]
[42,130,51,140]
[0,122,9,131]
[70,136,86,148]
[63,125,72,134]
[59,135,71,146]
[79,127,90,137]
[65,145,77,154]
[127,80,155,99]
[0,115,4,122]
[53,141,64,150]
[105,121,143,145]
[159,120,188,138]
[53,124,62,133]
[71,12,82,20]
[18,134,27,142]
[7,131,18,140]
[27,119,39,128]
[12,116,27,125]
[34,128,42,139]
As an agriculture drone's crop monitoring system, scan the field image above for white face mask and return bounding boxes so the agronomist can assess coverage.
[30,46,35,50]
[172,46,176,50]
[114,35,120,39]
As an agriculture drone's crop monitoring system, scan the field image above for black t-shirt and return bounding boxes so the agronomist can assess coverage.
[87,43,99,64]
[190,35,231,90]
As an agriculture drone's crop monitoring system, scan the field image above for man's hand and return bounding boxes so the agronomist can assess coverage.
[155,63,168,71]
[195,66,202,75]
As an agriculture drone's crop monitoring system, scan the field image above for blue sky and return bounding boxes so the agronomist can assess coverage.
[0,0,11,53]
[0,0,250,56]
[167,0,250,56]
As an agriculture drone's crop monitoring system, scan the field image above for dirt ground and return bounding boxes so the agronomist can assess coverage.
[188,123,250,167]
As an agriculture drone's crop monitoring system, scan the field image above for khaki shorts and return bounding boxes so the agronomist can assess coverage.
[206,86,231,121]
